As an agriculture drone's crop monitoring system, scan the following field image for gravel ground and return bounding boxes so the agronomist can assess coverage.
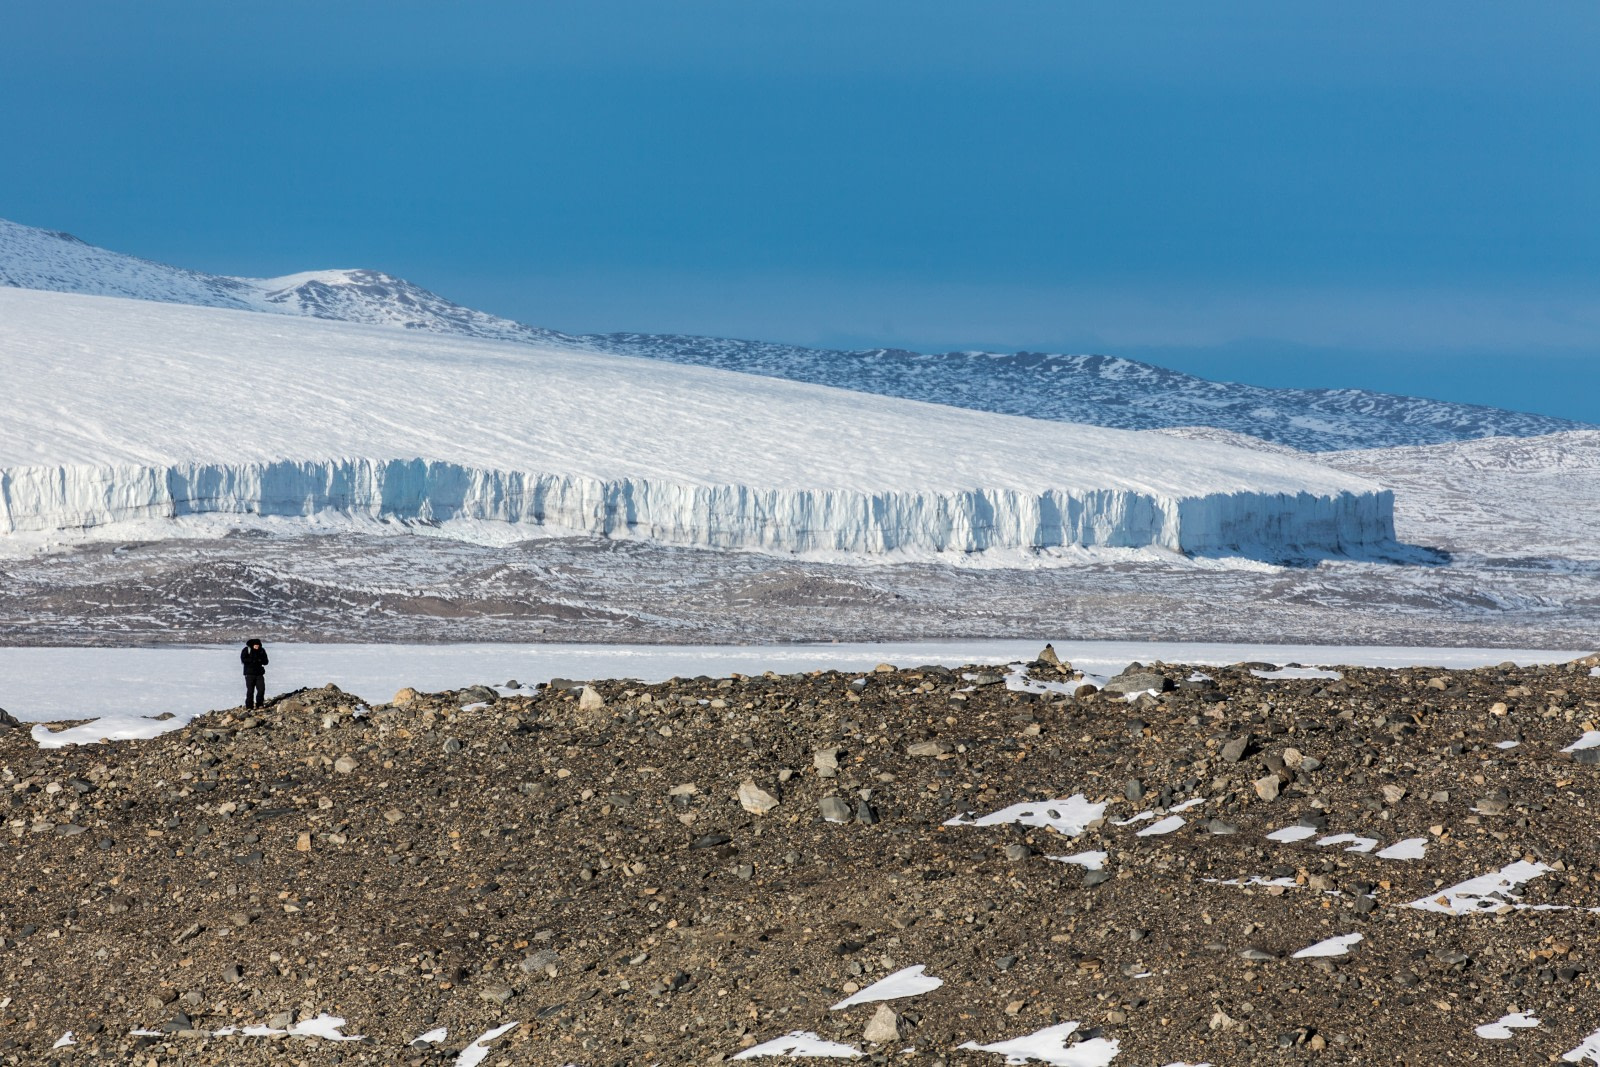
[1,651,1598,1065]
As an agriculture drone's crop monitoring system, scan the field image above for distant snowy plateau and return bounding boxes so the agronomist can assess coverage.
[0,217,1596,647]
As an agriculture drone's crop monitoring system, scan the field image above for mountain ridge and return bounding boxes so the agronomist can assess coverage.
[1,216,1588,452]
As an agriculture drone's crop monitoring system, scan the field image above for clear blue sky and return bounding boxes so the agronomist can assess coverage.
[2,2,1596,421]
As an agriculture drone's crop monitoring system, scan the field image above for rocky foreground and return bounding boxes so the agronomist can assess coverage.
[2,652,1599,1066]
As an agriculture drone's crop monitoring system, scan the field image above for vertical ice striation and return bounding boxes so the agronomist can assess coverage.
[0,459,1393,556]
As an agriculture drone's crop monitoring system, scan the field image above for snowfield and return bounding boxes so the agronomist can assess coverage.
[0,287,1393,558]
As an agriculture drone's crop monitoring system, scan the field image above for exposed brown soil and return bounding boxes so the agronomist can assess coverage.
[1,652,1598,1065]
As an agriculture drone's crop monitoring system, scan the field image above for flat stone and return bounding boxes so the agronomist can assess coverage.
[1253,775,1282,802]
[738,780,779,815]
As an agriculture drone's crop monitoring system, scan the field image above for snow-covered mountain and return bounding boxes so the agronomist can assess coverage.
[1,217,1587,452]
[0,286,1392,559]
[0,218,563,343]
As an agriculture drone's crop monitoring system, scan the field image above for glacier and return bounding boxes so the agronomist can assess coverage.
[0,287,1393,559]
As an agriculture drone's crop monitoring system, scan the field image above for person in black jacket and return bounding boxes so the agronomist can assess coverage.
[241,638,269,709]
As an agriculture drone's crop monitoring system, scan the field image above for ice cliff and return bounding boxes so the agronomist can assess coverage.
[0,289,1395,559]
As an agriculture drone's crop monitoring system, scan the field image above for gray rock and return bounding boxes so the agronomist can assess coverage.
[906,740,952,757]
[813,746,842,778]
[1207,819,1240,835]
[864,1004,900,1044]
[577,686,606,712]
[480,983,515,1005]
[1102,670,1172,695]
[819,796,853,823]
[521,949,560,976]
[1222,735,1252,763]
[1573,749,1600,765]
[855,800,878,825]
[1124,778,1144,801]
[1004,843,1033,861]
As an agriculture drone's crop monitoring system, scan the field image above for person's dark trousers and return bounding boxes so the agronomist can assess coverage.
[245,674,265,709]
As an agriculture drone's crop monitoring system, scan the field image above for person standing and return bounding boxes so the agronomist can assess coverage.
[241,638,269,709]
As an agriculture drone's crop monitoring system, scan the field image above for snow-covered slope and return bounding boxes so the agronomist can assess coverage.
[1321,431,1600,560]
[1,217,1587,452]
[0,288,1392,558]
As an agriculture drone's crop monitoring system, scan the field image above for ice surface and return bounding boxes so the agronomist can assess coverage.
[1375,838,1428,860]
[1168,798,1207,812]
[1474,1012,1540,1039]
[51,1032,74,1049]
[0,288,1393,558]
[948,796,1107,837]
[829,965,943,1009]
[733,1031,865,1059]
[957,1021,1119,1065]
[413,1027,448,1044]
[1495,740,1521,749]
[1265,825,1319,843]
[1291,933,1362,958]
[1136,816,1187,837]
[1407,861,1553,915]
[1046,851,1108,871]
[455,1021,518,1067]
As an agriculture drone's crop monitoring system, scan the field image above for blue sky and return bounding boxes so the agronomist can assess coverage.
[2,2,1597,420]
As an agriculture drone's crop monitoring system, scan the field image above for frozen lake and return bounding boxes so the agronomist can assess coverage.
[0,639,1581,748]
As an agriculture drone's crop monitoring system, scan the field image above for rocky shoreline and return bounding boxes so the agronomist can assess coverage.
[1,651,1598,1065]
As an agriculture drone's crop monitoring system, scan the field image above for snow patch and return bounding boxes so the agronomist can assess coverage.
[455,1021,519,1067]
[734,1031,865,1059]
[1047,851,1108,871]
[1136,816,1187,837]
[958,1021,1119,1065]
[1265,825,1319,843]
[1375,838,1428,861]
[1474,1012,1540,1039]
[1292,933,1362,958]
[1562,732,1600,753]
[1407,861,1552,915]
[1251,667,1343,680]
[947,795,1106,837]
[829,965,943,1009]
[1564,1026,1600,1063]
[1315,833,1378,853]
